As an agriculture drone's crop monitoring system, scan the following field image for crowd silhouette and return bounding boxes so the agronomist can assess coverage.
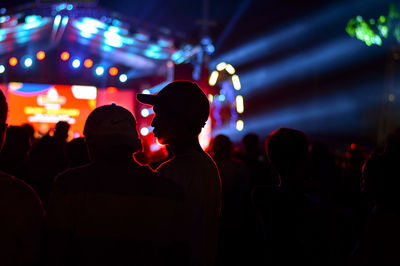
[1,80,400,266]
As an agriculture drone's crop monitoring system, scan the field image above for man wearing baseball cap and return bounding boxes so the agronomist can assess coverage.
[42,104,188,266]
[137,80,222,266]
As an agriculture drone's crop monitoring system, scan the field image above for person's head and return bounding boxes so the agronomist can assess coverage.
[54,121,70,141]
[0,90,8,150]
[83,104,142,161]
[211,134,233,160]
[242,133,260,155]
[136,80,210,145]
[1,126,31,160]
[266,127,309,181]
[66,137,90,167]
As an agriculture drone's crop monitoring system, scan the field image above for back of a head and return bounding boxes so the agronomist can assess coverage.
[266,127,309,177]
[211,134,233,160]
[1,126,30,157]
[242,133,260,154]
[84,104,141,160]
[54,121,70,140]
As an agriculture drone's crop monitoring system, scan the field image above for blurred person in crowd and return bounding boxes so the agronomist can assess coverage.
[0,89,44,266]
[65,137,90,168]
[210,134,251,266]
[137,80,221,266]
[252,127,324,266]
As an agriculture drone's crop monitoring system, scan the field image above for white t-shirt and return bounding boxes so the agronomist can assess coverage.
[158,149,222,266]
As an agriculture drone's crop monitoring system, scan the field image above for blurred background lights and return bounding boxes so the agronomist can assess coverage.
[36,51,46,60]
[72,59,81,68]
[225,64,235,74]
[209,70,219,86]
[141,108,150,117]
[216,62,227,71]
[24,57,33,68]
[236,120,244,131]
[83,59,93,68]
[9,57,18,66]
[232,74,241,90]
[95,66,104,76]
[109,67,118,76]
[0,65,5,73]
[142,89,150,94]
[236,95,244,113]
[119,74,127,82]
[140,127,149,136]
[60,51,70,61]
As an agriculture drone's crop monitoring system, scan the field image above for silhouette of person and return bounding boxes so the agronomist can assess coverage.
[41,104,188,266]
[137,80,222,266]
[0,90,44,266]
[209,134,251,266]
[252,127,324,266]
[65,137,90,168]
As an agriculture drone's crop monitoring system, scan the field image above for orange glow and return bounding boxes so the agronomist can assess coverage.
[36,51,46,60]
[106,86,118,94]
[9,57,18,66]
[84,59,93,68]
[60,51,70,61]
[109,67,118,76]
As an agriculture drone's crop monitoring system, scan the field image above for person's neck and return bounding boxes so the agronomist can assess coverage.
[169,135,203,155]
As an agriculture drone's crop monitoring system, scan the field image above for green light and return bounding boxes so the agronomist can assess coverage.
[379,15,386,24]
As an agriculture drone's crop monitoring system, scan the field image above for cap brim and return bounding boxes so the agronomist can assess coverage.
[137,94,158,105]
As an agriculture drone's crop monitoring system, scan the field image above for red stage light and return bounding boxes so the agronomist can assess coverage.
[9,57,18,66]
[36,51,46,60]
[106,86,118,93]
[60,51,70,61]
[84,59,93,68]
[109,67,118,76]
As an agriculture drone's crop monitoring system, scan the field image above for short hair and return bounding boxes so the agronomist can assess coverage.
[0,90,7,126]
[266,127,309,176]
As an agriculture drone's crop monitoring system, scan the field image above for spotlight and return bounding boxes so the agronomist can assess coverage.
[83,59,93,68]
[36,51,46,60]
[140,127,149,136]
[60,51,70,61]
[9,57,18,66]
[109,67,118,76]
[24,57,33,68]
[119,74,127,82]
[95,66,104,76]
[141,108,150,117]
[0,65,5,73]
[72,59,81,68]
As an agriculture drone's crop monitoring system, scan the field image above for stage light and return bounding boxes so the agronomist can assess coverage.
[208,94,214,103]
[0,65,5,74]
[72,59,81,68]
[216,62,226,71]
[225,64,235,74]
[24,57,33,68]
[119,74,127,82]
[209,71,219,86]
[232,74,241,90]
[142,89,150,95]
[109,67,118,76]
[83,59,93,68]
[236,95,244,113]
[95,66,104,76]
[236,120,244,131]
[36,51,46,60]
[140,127,150,136]
[9,57,18,66]
[60,51,70,61]
[141,108,150,117]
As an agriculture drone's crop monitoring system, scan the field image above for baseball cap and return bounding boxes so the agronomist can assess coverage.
[136,80,210,129]
[84,104,140,150]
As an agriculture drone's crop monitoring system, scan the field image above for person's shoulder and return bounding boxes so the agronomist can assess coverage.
[53,163,93,190]
[0,171,44,210]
